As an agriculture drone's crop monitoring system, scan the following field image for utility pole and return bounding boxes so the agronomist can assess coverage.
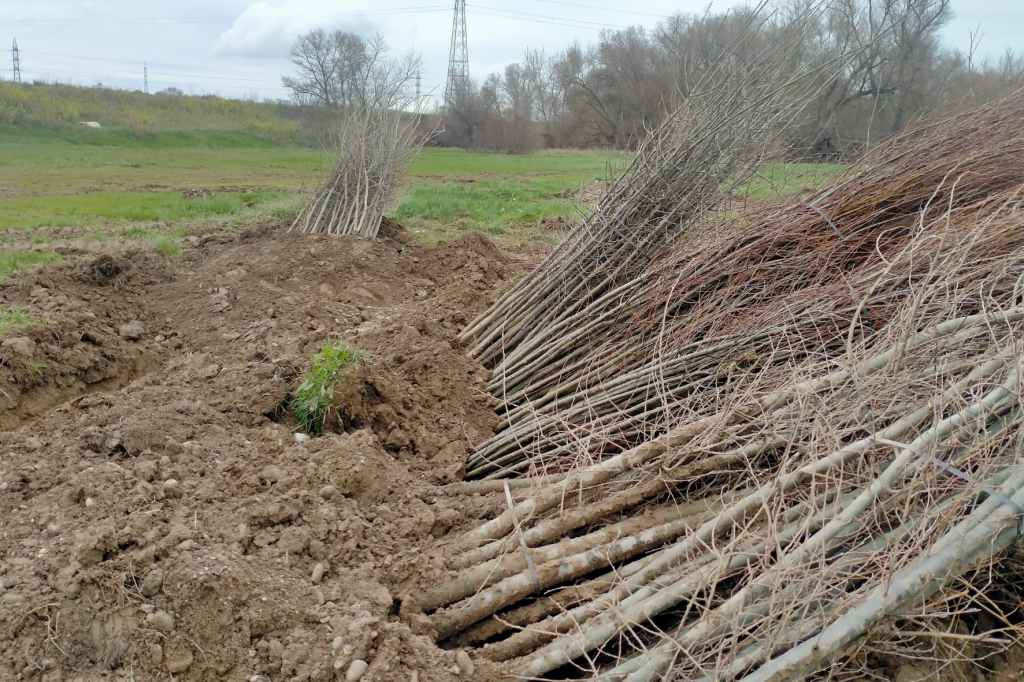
[415,70,421,108]
[144,62,148,94]
[12,39,21,83]
[444,0,468,108]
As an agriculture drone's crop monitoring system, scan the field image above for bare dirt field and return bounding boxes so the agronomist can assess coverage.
[0,222,521,682]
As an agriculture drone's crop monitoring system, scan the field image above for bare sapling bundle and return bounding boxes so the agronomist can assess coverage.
[424,192,1024,682]
[293,105,428,238]
[466,88,1024,479]
[459,4,835,367]
[421,90,1024,682]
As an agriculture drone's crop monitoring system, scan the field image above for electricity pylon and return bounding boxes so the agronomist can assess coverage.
[12,39,21,83]
[444,0,468,108]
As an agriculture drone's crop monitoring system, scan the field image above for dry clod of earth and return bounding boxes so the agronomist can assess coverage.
[145,610,175,633]
[0,221,516,681]
[1,335,35,358]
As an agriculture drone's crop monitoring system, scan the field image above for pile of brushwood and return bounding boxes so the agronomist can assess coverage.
[425,90,1024,681]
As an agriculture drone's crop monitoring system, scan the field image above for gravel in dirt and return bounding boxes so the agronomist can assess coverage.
[0,222,515,682]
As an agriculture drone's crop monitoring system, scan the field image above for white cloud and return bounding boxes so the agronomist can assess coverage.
[213,1,378,59]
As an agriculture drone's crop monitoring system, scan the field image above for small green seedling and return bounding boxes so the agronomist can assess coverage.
[0,307,37,338]
[290,340,357,436]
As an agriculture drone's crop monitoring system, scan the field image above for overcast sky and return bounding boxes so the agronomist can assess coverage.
[4,0,1023,107]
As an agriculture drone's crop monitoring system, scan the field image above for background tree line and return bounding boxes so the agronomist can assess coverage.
[440,0,1024,156]
[282,0,1024,157]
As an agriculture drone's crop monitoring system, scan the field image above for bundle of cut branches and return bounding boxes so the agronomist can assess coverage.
[466,89,1024,479]
[293,104,428,238]
[459,4,836,367]
[425,186,1024,682]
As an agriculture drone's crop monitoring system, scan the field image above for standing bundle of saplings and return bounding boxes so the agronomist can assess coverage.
[466,89,1024,479]
[293,104,428,238]
[459,4,837,367]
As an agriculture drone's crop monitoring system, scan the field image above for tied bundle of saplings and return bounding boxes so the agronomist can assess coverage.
[465,88,1024,480]
[293,104,429,238]
[459,3,838,368]
[421,183,1024,682]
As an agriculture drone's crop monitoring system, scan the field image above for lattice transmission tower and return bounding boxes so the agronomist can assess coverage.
[444,0,468,107]
[12,39,21,83]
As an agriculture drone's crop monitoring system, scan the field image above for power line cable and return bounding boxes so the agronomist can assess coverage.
[28,52,281,81]
[0,6,450,26]
[473,4,628,28]
[7,4,631,30]
[467,8,624,30]
[28,59,284,84]
[528,0,666,18]
[22,49,440,85]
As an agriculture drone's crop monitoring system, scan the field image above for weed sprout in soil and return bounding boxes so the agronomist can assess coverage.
[290,339,356,435]
[0,306,36,338]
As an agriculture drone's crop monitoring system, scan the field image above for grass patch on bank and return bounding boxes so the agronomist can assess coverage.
[291,340,358,436]
[407,148,624,182]
[0,81,304,144]
[0,251,63,280]
[0,307,37,338]
[0,191,287,231]
[149,234,183,258]
[741,163,846,201]
[0,124,289,149]
[394,179,581,236]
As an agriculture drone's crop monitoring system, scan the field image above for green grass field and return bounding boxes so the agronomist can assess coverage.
[0,107,841,278]
[407,147,624,181]
[397,151,622,246]
[0,125,332,196]
[0,121,625,256]
[741,163,845,201]
[0,191,289,231]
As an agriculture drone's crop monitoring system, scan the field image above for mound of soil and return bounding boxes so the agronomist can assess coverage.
[0,251,172,430]
[0,223,515,682]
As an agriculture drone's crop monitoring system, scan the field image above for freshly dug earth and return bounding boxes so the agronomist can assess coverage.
[0,223,517,682]
[0,252,167,429]
[2,221,1022,682]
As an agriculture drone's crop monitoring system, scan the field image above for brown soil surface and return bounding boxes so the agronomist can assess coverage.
[0,223,516,682]
[1,221,1021,682]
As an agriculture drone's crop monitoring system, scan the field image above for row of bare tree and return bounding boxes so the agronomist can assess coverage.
[440,0,1024,155]
[280,0,1024,156]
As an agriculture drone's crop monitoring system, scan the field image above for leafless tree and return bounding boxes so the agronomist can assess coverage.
[472,64,539,153]
[282,30,420,111]
[797,0,953,155]
[282,29,340,107]
[439,79,486,148]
